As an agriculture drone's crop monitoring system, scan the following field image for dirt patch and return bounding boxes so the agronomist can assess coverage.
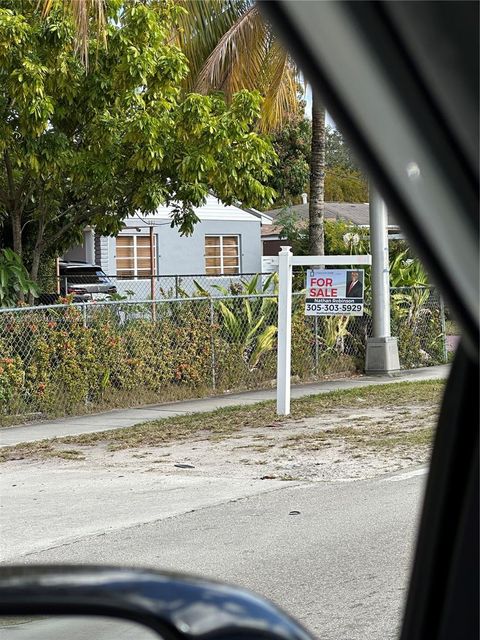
[5,400,438,483]
[1,381,443,481]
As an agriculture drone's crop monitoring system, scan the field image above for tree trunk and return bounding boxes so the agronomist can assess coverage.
[4,151,26,301]
[309,91,325,255]
[11,210,22,258]
[29,248,42,295]
[28,208,47,304]
[4,151,23,259]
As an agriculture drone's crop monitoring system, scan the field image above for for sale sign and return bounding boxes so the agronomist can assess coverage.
[305,269,365,316]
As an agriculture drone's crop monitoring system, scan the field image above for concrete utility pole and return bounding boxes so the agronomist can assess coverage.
[365,189,400,373]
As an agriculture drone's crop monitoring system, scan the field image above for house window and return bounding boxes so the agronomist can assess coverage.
[205,235,240,275]
[116,235,157,278]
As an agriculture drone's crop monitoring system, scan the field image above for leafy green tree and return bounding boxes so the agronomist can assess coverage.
[324,169,369,203]
[268,116,311,206]
[0,0,276,291]
[267,119,368,206]
[173,0,327,255]
[275,211,370,257]
[325,125,361,172]
[274,210,308,255]
[324,124,368,202]
[41,0,106,67]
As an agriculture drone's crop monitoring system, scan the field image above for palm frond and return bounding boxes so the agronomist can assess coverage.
[174,1,300,131]
[243,298,253,324]
[174,0,250,88]
[40,0,55,16]
[194,5,269,98]
[193,279,210,296]
[40,0,106,67]
[212,283,231,296]
[262,271,278,294]
[259,41,299,131]
[242,272,259,294]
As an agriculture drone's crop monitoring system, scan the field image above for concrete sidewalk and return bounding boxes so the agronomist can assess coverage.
[0,365,449,447]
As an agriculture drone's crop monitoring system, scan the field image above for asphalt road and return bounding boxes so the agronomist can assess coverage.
[0,617,159,639]
[2,467,428,640]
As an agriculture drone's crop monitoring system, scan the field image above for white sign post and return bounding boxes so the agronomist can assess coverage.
[276,247,293,415]
[275,248,372,416]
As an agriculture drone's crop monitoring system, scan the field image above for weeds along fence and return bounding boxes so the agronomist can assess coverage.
[0,287,448,424]
[389,286,449,368]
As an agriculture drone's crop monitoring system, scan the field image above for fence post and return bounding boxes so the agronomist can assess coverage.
[439,293,448,364]
[149,227,156,321]
[56,258,61,295]
[277,247,293,416]
[209,298,216,391]
[175,275,180,298]
[82,303,89,407]
[150,287,157,322]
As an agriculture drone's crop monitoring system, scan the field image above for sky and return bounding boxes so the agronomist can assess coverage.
[304,83,336,128]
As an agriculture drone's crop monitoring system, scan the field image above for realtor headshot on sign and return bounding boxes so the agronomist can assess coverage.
[345,270,364,298]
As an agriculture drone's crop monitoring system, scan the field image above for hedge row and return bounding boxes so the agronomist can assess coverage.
[0,293,445,424]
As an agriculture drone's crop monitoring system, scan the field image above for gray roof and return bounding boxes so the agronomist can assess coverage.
[265,202,398,227]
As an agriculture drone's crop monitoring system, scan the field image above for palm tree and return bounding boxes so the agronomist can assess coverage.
[175,0,326,254]
[41,0,325,253]
[175,2,299,132]
[309,92,325,255]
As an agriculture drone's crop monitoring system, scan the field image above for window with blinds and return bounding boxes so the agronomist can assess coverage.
[116,235,157,278]
[205,235,240,275]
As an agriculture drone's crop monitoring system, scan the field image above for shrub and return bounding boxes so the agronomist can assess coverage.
[291,313,315,379]
[0,282,446,423]
[391,288,445,368]
[0,346,24,415]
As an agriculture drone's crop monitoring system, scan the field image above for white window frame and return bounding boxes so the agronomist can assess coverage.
[204,235,241,275]
[116,234,157,278]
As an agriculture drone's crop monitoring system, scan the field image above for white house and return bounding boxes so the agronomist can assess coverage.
[63,195,273,297]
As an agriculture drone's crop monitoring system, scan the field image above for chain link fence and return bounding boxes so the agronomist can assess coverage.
[48,272,276,303]
[390,286,449,368]
[0,286,449,425]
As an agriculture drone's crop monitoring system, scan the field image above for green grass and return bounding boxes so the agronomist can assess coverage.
[287,423,435,452]
[0,380,444,462]
[45,449,86,461]
[364,427,433,449]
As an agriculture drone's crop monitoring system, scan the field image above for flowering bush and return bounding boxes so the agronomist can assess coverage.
[0,286,446,424]
[0,348,24,413]
[0,301,220,420]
